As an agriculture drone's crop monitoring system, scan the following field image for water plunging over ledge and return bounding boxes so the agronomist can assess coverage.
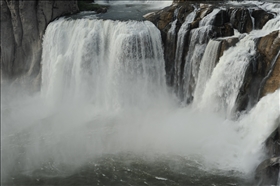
[1,1,280,186]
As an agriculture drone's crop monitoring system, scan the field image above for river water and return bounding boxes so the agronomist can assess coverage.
[2,1,280,186]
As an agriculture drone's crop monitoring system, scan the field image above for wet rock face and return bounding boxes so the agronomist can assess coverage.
[256,120,280,185]
[218,37,239,59]
[252,9,274,30]
[235,31,280,112]
[229,8,253,33]
[258,31,280,97]
[1,0,79,85]
[255,157,280,186]
[146,1,276,106]
[212,9,229,27]
[266,126,280,158]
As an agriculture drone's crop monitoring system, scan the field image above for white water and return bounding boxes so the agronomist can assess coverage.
[182,26,212,103]
[41,19,167,110]
[198,34,256,117]
[173,11,196,95]
[193,39,221,104]
[199,9,220,27]
[198,13,280,117]
[182,8,220,102]
[2,3,280,183]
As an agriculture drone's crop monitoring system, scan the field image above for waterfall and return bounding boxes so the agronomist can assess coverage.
[2,2,280,185]
[248,9,255,30]
[197,14,280,117]
[41,18,167,109]
[198,34,256,117]
[165,18,178,85]
[193,39,221,105]
[181,9,220,103]
[182,26,211,103]
[173,11,196,97]
[199,9,220,27]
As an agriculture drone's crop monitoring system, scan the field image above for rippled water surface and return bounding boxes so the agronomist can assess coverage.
[3,154,253,186]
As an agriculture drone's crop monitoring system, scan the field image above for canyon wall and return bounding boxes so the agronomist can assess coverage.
[1,0,79,88]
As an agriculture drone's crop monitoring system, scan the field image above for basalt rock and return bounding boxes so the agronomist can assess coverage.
[258,31,280,97]
[252,9,274,30]
[255,157,280,186]
[144,3,194,45]
[212,9,230,27]
[235,30,280,112]
[266,124,280,158]
[229,8,253,33]
[1,0,79,88]
[218,37,239,59]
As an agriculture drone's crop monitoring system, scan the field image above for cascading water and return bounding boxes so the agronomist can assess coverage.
[173,10,196,98]
[181,9,220,103]
[41,19,167,109]
[197,34,256,117]
[165,8,179,85]
[193,39,221,105]
[197,14,280,117]
[2,2,280,186]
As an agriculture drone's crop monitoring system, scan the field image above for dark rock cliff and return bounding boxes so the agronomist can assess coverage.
[1,0,79,88]
[145,2,278,104]
[145,2,280,184]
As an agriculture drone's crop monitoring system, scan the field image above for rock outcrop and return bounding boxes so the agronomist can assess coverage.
[255,157,280,186]
[255,118,280,185]
[236,30,280,112]
[259,31,280,97]
[1,0,79,88]
[145,2,274,93]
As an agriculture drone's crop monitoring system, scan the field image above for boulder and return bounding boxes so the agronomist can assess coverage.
[252,9,274,30]
[212,10,230,27]
[266,125,280,158]
[255,157,280,186]
[219,37,239,58]
[229,8,253,33]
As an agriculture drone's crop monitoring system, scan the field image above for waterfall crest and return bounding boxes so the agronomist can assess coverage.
[42,19,168,109]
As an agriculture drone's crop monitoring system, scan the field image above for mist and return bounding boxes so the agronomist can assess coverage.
[2,78,279,182]
[2,8,280,185]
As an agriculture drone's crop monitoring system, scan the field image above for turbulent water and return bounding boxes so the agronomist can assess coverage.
[2,1,280,186]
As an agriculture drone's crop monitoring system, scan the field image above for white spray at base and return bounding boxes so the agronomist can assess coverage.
[1,16,280,181]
